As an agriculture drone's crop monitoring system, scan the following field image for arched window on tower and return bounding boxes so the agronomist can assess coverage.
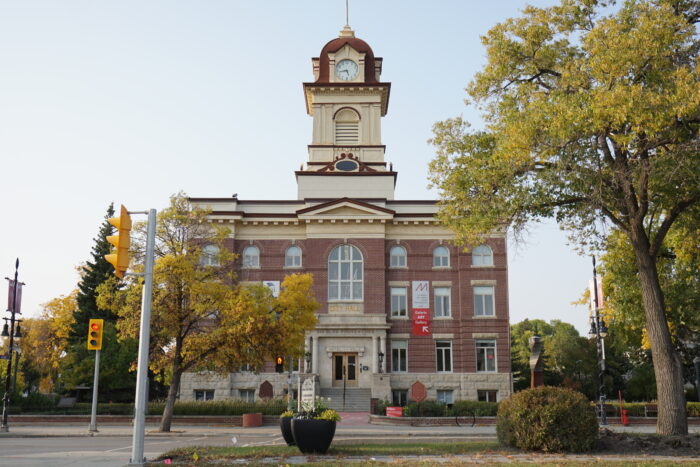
[242,246,260,268]
[433,246,450,267]
[328,244,363,300]
[285,245,302,268]
[472,245,493,266]
[389,245,407,268]
[334,108,359,145]
[200,244,220,267]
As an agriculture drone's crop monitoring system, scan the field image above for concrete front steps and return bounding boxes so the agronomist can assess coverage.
[319,387,371,412]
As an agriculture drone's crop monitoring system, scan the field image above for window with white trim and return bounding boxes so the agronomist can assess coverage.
[194,390,214,401]
[389,245,407,268]
[472,245,493,266]
[434,287,451,318]
[474,286,495,316]
[435,340,452,373]
[200,244,220,267]
[390,287,407,317]
[391,340,407,373]
[433,246,449,267]
[328,244,363,300]
[476,340,497,372]
[285,245,302,268]
[437,389,454,405]
[242,246,260,268]
[239,389,255,402]
[334,108,359,144]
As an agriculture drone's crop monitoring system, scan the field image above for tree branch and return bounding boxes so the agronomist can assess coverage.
[650,195,700,258]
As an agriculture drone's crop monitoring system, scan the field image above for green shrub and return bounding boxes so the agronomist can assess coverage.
[402,400,447,417]
[686,402,700,417]
[497,387,598,452]
[448,400,498,417]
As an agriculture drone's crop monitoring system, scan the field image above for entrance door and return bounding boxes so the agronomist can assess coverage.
[332,353,358,387]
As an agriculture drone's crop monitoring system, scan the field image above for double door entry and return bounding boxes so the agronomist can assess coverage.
[332,353,358,387]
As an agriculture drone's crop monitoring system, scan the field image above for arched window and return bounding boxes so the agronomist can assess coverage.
[334,108,359,145]
[200,244,220,267]
[285,245,302,268]
[328,244,363,300]
[472,245,493,266]
[433,246,450,267]
[242,246,260,268]
[389,245,407,268]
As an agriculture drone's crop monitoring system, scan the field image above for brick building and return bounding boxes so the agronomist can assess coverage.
[181,23,512,409]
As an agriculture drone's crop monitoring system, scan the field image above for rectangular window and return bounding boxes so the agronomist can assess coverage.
[474,286,495,316]
[436,340,452,373]
[478,390,498,402]
[240,363,252,372]
[194,390,214,401]
[434,287,451,318]
[392,389,408,407]
[391,340,407,373]
[239,389,255,402]
[390,287,407,317]
[437,389,454,405]
[476,340,497,372]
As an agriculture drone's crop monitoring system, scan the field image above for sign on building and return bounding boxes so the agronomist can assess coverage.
[411,281,430,336]
[263,280,280,298]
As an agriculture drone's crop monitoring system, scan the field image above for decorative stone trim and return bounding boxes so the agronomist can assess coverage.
[389,333,410,339]
[325,346,366,357]
[388,281,409,287]
[431,281,452,287]
[432,333,454,339]
[471,279,497,285]
[472,333,499,338]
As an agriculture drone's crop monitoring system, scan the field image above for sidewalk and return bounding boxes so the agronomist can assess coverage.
[1,419,697,438]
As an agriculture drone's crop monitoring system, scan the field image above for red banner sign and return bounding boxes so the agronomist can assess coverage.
[386,406,403,417]
[412,308,430,336]
[7,280,22,315]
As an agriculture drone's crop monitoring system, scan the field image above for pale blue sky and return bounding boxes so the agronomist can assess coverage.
[0,0,592,333]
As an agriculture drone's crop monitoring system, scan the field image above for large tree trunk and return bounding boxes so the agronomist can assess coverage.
[630,230,687,435]
[159,340,184,432]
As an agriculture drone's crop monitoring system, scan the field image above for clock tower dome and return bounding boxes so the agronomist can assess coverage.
[297,24,394,200]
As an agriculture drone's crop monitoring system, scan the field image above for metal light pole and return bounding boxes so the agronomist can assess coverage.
[590,257,608,426]
[129,209,157,466]
[1,259,22,433]
[693,357,700,403]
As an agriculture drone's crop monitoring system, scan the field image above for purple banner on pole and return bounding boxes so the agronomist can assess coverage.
[7,280,22,314]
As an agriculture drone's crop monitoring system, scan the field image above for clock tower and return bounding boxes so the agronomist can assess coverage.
[297,24,395,200]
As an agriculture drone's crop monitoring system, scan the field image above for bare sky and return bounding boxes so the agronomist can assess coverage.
[0,0,592,333]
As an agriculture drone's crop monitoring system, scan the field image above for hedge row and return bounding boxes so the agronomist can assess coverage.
[9,398,288,416]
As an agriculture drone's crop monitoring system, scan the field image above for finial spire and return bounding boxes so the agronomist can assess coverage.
[339,0,355,37]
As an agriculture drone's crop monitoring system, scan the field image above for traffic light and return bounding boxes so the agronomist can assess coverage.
[87,319,104,350]
[105,204,132,279]
[275,356,284,373]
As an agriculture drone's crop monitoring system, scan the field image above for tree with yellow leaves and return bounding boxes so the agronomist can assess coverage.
[18,292,76,393]
[97,193,318,432]
[429,1,699,434]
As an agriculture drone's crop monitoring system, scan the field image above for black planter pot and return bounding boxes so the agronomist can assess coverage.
[291,418,337,454]
[279,417,296,446]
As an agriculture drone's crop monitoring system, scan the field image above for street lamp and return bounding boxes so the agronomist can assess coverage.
[590,256,608,426]
[1,259,23,433]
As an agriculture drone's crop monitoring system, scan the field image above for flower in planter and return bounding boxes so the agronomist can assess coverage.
[280,410,295,418]
[296,396,342,421]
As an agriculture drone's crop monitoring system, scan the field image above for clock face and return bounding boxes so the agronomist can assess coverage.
[335,59,358,81]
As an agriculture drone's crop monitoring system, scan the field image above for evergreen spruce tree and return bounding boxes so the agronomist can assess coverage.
[69,203,116,344]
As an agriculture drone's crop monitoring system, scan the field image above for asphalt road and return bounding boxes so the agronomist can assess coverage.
[0,432,281,466]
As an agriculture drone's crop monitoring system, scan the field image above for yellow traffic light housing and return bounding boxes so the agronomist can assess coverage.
[275,356,284,373]
[105,204,132,279]
[87,319,104,350]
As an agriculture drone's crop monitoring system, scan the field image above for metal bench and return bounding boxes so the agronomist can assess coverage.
[644,404,658,417]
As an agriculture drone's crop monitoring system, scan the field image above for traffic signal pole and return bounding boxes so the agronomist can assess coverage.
[129,209,156,467]
[89,349,100,432]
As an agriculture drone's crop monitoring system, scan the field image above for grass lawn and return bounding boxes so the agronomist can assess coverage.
[154,442,699,466]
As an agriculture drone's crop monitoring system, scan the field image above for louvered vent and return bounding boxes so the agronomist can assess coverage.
[336,122,359,144]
